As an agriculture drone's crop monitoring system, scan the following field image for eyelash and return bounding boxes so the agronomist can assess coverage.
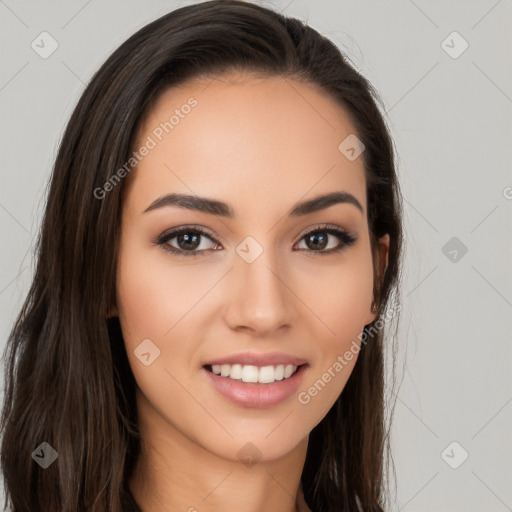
[153,223,357,259]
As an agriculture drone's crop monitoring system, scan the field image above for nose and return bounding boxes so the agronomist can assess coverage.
[223,250,296,336]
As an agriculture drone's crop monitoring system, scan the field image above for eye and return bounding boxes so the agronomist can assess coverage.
[294,224,357,255]
[154,225,221,258]
[153,223,357,258]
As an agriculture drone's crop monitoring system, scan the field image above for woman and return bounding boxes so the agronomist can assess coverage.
[0,1,403,511]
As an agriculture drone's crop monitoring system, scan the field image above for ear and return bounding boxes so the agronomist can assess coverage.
[364,233,390,325]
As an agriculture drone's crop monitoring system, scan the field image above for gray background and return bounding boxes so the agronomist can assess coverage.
[1,0,511,510]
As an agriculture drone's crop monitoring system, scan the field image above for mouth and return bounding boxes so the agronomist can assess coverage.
[202,362,309,408]
[203,362,306,385]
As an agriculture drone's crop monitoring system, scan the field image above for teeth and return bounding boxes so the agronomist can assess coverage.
[283,364,295,378]
[209,363,298,383]
[230,364,242,380]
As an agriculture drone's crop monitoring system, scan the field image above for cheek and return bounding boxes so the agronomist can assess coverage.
[294,257,373,429]
[116,238,197,342]
[117,233,375,349]
[327,273,373,342]
[299,250,374,341]
[116,259,166,341]
[115,240,200,404]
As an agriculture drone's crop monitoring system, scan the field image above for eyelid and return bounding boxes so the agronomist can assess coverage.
[155,223,220,239]
[295,222,354,240]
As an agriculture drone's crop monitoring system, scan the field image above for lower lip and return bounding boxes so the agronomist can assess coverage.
[202,365,308,408]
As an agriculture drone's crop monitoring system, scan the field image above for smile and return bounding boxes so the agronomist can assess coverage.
[206,363,299,384]
[202,363,308,408]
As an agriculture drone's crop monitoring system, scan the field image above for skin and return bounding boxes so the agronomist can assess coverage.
[111,71,389,512]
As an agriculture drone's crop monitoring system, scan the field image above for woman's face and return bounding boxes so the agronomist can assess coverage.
[114,72,388,462]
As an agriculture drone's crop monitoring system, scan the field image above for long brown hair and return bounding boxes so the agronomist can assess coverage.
[0,1,404,510]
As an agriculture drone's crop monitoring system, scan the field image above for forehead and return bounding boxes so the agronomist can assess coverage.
[127,72,367,218]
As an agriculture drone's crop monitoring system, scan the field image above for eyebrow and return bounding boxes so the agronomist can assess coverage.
[143,191,364,217]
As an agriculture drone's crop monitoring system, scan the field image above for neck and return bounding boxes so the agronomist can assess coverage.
[129,389,308,512]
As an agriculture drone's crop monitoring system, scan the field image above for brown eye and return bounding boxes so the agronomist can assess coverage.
[174,232,202,251]
[155,226,221,258]
[303,231,330,250]
[295,226,357,255]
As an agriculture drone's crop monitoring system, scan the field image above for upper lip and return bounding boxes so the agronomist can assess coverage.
[203,351,308,368]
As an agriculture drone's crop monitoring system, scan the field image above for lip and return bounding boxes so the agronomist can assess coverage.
[202,363,308,408]
[203,351,308,367]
